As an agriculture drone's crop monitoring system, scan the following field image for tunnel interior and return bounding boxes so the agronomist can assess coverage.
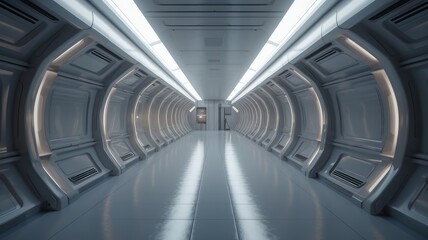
[0,0,427,238]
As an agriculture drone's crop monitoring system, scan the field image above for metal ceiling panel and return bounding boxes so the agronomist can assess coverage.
[136,0,293,100]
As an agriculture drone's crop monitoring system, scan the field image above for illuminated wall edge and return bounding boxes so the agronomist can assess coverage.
[231,0,378,103]
[40,0,196,102]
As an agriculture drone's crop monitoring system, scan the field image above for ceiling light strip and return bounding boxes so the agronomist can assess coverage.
[50,0,195,101]
[230,0,376,102]
[103,0,201,101]
[227,0,328,101]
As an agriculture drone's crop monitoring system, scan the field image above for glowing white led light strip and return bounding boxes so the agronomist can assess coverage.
[52,39,86,65]
[227,0,327,101]
[103,0,202,101]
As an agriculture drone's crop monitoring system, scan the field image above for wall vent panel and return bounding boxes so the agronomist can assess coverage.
[90,50,112,63]
[120,152,135,161]
[390,2,428,41]
[71,49,113,74]
[312,48,358,75]
[21,0,58,21]
[391,2,427,24]
[0,1,41,46]
[331,170,365,188]
[369,0,411,21]
[329,154,376,189]
[57,153,96,176]
[68,167,98,184]
[0,1,37,24]
[314,49,338,62]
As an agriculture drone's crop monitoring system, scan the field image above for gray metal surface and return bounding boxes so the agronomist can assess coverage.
[0,0,427,237]
[0,132,424,240]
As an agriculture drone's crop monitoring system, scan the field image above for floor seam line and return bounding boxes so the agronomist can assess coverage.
[189,131,209,240]
[222,132,242,240]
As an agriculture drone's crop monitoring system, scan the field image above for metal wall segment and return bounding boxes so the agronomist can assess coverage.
[158,92,176,143]
[252,90,273,144]
[179,102,192,133]
[0,0,71,229]
[244,97,259,138]
[134,80,161,155]
[21,32,120,210]
[0,0,427,236]
[173,98,185,136]
[244,99,256,137]
[168,98,183,137]
[239,100,253,136]
[272,79,298,158]
[147,86,168,149]
[0,0,194,231]
[172,98,185,137]
[230,1,426,230]
[249,93,268,142]
[259,85,282,150]
[166,95,181,139]
[345,1,427,232]
[129,77,157,158]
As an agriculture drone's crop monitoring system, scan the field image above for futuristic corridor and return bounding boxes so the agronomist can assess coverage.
[0,0,427,239]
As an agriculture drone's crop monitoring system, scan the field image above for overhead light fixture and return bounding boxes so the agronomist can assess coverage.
[232,106,239,113]
[103,0,202,101]
[151,42,179,70]
[227,0,328,101]
[189,106,196,112]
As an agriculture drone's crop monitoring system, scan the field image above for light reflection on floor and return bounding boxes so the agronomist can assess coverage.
[1,131,425,240]
[155,140,204,240]
[224,132,271,240]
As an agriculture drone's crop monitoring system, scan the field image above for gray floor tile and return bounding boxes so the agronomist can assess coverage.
[50,219,193,240]
[191,220,239,240]
[195,203,234,219]
[237,219,365,240]
[1,131,425,240]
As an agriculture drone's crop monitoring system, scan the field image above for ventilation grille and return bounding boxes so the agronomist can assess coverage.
[134,72,144,78]
[314,49,338,62]
[121,152,135,161]
[391,2,428,24]
[22,0,58,21]
[284,73,293,78]
[90,50,112,63]
[267,83,279,93]
[331,170,365,188]
[369,0,410,21]
[0,0,38,24]
[278,70,292,79]
[294,154,308,161]
[69,167,98,184]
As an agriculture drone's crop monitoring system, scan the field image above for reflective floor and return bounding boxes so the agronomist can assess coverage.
[1,131,424,240]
